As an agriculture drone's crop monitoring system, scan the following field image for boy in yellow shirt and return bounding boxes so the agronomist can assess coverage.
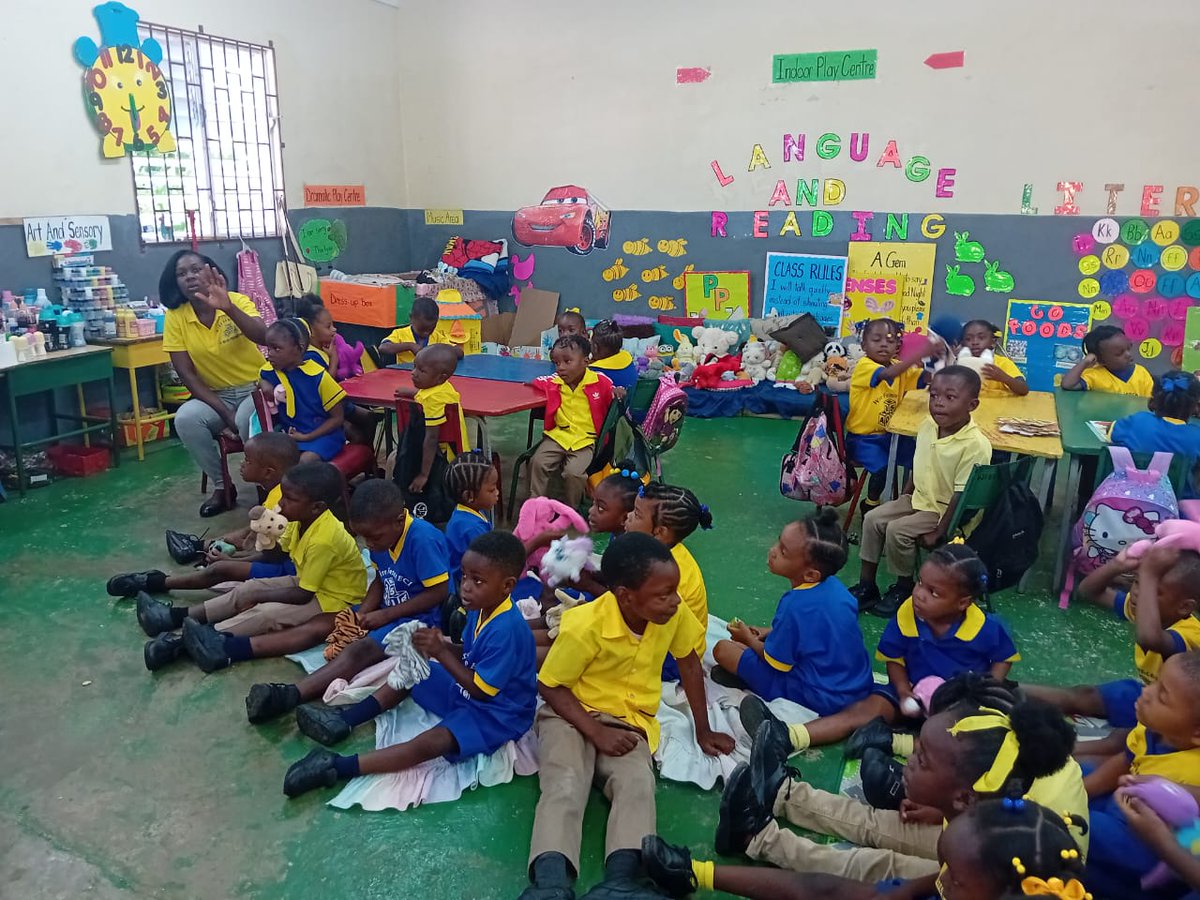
[393,344,469,497]
[378,296,463,364]
[520,533,734,899]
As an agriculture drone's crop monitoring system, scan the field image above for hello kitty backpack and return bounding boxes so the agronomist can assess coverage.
[1060,447,1178,608]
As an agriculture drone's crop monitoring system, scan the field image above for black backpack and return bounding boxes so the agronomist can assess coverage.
[393,404,454,526]
[966,479,1045,592]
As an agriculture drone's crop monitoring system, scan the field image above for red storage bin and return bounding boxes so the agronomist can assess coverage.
[47,444,110,477]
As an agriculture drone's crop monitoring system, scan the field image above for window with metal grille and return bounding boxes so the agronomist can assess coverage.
[130,22,284,244]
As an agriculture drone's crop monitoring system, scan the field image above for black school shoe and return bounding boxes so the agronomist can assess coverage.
[136,592,177,637]
[245,683,301,724]
[108,570,167,598]
[165,530,208,565]
[517,852,576,900]
[143,633,185,671]
[640,837,695,899]
[861,747,906,810]
[845,716,895,759]
[578,849,667,899]
[181,619,231,673]
[283,748,340,798]
[714,764,772,857]
[849,581,881,613]
[295,704,352,746]
[868,582,911,619]
[738,695,793,780]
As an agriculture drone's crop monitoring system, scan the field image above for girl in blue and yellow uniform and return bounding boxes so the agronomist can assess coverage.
[260,318,347,463]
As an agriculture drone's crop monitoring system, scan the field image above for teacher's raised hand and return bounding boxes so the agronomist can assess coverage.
[194,265,233,312]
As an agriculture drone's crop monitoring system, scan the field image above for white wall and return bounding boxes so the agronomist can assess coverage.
[394,0,1199,215]
[0,0,403,218]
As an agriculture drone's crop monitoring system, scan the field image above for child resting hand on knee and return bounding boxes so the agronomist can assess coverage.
[712,507,873,717]
[260,318,347,463]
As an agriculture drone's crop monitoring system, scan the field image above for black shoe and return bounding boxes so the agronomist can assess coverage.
[296,704,352,746]
[166,530,207,565]
[135,592,177,637]
[710,666,748,689]
[849,582,881,613]
[749,720,789,811]
[579,849,666,899]
[640,837,696,898]
[714,763,771,857]
[108,570,167,598]
[518,852,576,900]
[845,717,895,760]
[246,683,301,724]
[861,747,906,810]
[143,633,184,671]
[283,748,340,798]
[199,488,236,518]
[181,619,231,673]
[869,582,912,619]
[738,695,792,774]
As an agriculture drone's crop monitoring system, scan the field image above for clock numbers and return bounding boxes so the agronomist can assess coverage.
[158,105,169,123]
[110,126,124,146]
[88,67,107,89]
[99,47,113,67]
[89,90,103,110]
[97,112,113,134]
[116,45,135,64]
[156,80,168,100]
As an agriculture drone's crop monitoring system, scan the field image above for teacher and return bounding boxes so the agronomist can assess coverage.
[160,250,268,516]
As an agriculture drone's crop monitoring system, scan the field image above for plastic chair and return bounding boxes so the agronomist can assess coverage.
[200,432,244,509]
[626,376,660,424]
[941,456,1036,541]
[252,390,377,483]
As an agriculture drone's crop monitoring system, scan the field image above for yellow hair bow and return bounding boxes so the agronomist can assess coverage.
[949,535,966,545]
[1020,876,1091,899]
[947,707,1018,793]
[565,306,581,313]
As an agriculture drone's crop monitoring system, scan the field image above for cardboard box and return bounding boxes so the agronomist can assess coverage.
[509,288,560,348]
[481,312,516,346]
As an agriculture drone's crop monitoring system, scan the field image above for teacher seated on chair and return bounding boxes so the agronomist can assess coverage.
[160,250,268,517]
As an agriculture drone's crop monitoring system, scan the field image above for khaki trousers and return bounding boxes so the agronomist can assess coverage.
[529,438,594,509]
[527,706,656,872]
[859,495,941,578]
[202,575,324,636]
[745,781,939,882]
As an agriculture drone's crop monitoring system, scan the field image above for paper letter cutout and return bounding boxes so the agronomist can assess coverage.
[906,156,930,183]
[1055,181,1083,215]
[921,214,946,239]
[1104,183,1125,215]
[816,133,841,160]
[1141,185,1163,217]
[811,210,834,237]
[783,134,805,162]
[1020,184,1038,215]
[768,180,792,207]
[710,211,728,238]
[778,211,802,237]
[822,179,846,206]
[849,132,870,162]
[753,211,769,238]
[748,144,771,172]
[710,160,734,187]
[876,139,902,168]
[850,211,874,241]
[884,213,909,241]
[795,179,819,207]
[1175,186,1198,217]
[936,168,957,199]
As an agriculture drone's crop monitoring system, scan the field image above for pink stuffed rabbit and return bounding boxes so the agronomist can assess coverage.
[513,497,589,569]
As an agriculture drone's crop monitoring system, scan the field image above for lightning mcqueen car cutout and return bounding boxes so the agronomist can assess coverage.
[512,186,612,255]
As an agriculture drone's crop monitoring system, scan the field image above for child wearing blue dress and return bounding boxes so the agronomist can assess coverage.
[588,319,638,394]
[712,507,873,717]
[259,318,346,463]
[1110,369,1200,499]
[284,530,538,796]
[443,453,499,593]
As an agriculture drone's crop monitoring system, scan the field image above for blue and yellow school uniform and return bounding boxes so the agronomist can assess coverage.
[410,597,538,762]
[382,324,453,364]
[874,599,1020,709]
[445,504,492,593]
[415,380,471,455]
[736,579,874,716]
[1111,412,1200,499]
[845,358,923,472]
[260,359,346,460]
[1096,590,1200,727]
[590,350,638,393]
[366,514,450,642]
[278,509,366,613]
[662,542,709,681]
[539,590,704,751]
[1080,364,1154,397]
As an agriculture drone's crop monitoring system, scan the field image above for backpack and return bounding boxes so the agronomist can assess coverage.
[779,408,847,505]
[966,479,1045,592]
[641,374,688,456]
[1059,447,1179,607]
[393,402,454,525]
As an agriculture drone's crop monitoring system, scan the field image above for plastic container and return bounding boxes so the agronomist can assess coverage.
[47,443,110,477]
[69,317,86,347]
[117,410,172,447]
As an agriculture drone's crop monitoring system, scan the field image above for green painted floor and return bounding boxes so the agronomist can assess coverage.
[0,416,1133,898]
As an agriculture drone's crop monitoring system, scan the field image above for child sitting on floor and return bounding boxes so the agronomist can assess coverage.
[379,295,463,363]
[1061,323,1154,396]
[1025,543,1200,732]
[1110,369,1200,498]
[520,533,734,899]
[556,308,586,339]
[244,479,449,724]
[260,318,347,463]
[394,344,469,494]
[850,365,992,616]
[529,334,615,509]
[961,319,1029,397]
[282,531,536,798]
[444,454,499,594]
[588,319,638,394]
[712,507,873,717]
[744,543,1019,753]
[586,465,641,544]
[138,462,366,672]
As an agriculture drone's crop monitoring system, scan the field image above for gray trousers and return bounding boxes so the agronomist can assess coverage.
[175,385,256,488]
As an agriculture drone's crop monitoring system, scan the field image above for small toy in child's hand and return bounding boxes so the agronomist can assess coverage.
[248,504,288,551]
[211,540,237,556]
[383,620,432,690]
[1119,776,1200,888]
[728,617,744,628]
[900,697,922,717]
[911,676,945,713]
[546,588,588,639]
[513,497,590,569]
[540,536,596,588]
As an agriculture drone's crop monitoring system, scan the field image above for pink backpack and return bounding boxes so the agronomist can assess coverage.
[779,410,847,505]
[642,374,688,455]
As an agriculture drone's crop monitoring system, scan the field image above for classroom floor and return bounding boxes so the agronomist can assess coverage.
[0,415,1134,899]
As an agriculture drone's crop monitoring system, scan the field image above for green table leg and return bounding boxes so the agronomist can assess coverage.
[1053,455,1082,607]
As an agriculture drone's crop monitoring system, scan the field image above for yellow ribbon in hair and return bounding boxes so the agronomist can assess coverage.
[565,306,581,313]
[1020,876,1091,899]
[946,707,1019,793]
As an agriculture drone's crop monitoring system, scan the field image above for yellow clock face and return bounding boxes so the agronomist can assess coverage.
[84,45,175,158]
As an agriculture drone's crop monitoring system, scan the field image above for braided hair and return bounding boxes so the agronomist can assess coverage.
[926,542,989,606]
[801,506,848,578]
[591,319,624,358]
[266,317,309,350]
[639,482,713,540]
[963,800,1087,899]
[1151,369,1200,422]
[293,293,326,328]
[444,452,495,506]
[862,317,900,343]
[596,462,643,514]
[552,333,592,359]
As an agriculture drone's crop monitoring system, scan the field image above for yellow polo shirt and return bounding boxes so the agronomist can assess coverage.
[278,509,366,613]
[1081,364,1154,397]
[539,590,704,750]
[415,381,471,454]
[382,325,452,364]
[846,358,922,436]
[672,543,708,656]
[163,292,265,389]
[1127,723,1200,784]
[545,369,603,452]
[911,418,992,516]
[1119,593,1200,683]
[263,483,283,511]
[980,355,1025,395]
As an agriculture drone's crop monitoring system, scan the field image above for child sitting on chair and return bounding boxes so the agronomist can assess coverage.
[1061,324,1154,396]
[849,365,992,617]
[260,318,347,463]
[556,308,587,339]
[588,319,638,394]
[529,334,615,509]
[379,295,463,363]
[294,293,376,446]
[960,319,1029,396]
[394,344,469,495]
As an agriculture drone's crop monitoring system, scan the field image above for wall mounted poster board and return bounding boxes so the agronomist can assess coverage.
[683,271,751,320]
[1003,299,1093,391]
[844,242,935,337]
[1183,306,1200,373]
[761,252,846,330]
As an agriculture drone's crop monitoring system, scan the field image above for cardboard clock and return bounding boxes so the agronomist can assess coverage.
[73,2,176,158]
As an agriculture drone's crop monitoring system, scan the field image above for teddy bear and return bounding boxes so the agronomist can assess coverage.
[740,337,773,384]
[762,339,782,381]
[512,496,589,570]
[248,504,288,552]
[690,325,740,366]
[690,353,742,389]
[540,535,597,587]
[824,354,851,392]
[795,350,826,394]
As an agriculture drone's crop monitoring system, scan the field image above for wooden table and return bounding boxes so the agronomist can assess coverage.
[89,335,173,460]
[0,345,118,495]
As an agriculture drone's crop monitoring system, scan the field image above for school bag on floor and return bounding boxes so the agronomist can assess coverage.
[779,399,846,506]
[1059,447,1178,607]
[966,477,1044,593]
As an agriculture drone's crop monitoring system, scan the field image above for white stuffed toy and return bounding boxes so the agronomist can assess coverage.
[248,505,288,551]
[539,535,596,588]
[741,337,773,384]
[795,351,826,394]
[952,346,993,374]
[672,329,697,379]
[690,325,740,365]
[762,340,782,381]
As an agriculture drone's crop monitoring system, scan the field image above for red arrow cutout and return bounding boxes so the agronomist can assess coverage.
[676,66,712,84]
[924,51,965,70]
